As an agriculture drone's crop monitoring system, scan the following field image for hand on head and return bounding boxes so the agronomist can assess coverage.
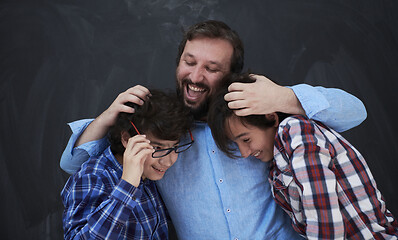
[224,74,304,116]
[99,85,151,128]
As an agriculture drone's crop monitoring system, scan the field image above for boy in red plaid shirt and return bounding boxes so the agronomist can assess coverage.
[208,73,398,239]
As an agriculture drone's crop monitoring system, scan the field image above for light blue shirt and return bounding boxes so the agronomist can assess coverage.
[60,84,367,239]
[157,122,301,239]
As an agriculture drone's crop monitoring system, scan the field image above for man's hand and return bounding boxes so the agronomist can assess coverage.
[121,135,154,187]
[97,85,151,128]
[75,85,151,147]
[224,74,305,116]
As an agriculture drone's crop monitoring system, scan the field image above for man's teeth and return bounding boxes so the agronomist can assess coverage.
[188,84,206,92]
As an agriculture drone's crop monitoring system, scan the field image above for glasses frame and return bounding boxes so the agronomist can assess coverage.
[129,120,194,158]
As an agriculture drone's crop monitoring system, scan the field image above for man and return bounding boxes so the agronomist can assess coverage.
[61,20,367,239]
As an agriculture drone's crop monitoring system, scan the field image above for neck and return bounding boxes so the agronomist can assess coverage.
[115,154,123,166]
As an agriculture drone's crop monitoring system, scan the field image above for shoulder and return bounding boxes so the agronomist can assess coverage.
[278,115,316,135]
[276,115,325,151]
[72,151,118,186]
[78,154,109,176]
[61,151,121,202]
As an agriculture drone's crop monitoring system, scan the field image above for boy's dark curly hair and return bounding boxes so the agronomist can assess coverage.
[108,89,193,155]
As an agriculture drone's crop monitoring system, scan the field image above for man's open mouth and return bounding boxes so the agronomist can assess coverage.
[184,83,208,104]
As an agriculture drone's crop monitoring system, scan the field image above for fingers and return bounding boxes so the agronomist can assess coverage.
[125,135,153,158]
[125,85,151,102]
[227,74,263,92]
[98,85,151,128]
[227,99,247,110]
[115,93,143,111]
[124,135,154,166]
[232,108,253,117]
[249,73,262,80]
[227,82,247,92]
[225,85,249,111]
[224,74,279,116]
[121,135,153,187]
[110,85,151,116]
[118,85,151,108]
[224,91,244,102]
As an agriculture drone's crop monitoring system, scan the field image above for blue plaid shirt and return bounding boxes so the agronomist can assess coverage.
[61,147,168,240]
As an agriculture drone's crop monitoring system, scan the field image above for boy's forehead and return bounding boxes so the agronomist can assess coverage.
[226,116,248,139]
[146,134,179,146]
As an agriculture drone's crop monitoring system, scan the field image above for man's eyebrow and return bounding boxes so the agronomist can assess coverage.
[183,53,222,67]
[208,60,222,67]
[183,53,195,58]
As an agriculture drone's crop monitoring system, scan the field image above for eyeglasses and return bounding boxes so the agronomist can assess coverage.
[130,120,194,158]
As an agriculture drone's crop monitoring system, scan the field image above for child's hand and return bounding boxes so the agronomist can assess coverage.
[121,135,154,187]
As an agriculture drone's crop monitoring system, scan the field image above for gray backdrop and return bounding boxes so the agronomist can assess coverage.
[1,0,397,239]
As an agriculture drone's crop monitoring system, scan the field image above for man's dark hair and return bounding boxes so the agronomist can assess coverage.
[207,73,290,158]
[176,20,244,74]
[109,90,193,155]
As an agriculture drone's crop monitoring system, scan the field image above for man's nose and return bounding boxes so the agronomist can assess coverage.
[190,66,204,83]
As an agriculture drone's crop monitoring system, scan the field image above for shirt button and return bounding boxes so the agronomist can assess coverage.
[212,150,215,153]
[234,238,239,240]
[132,196,136,201]
[219,179,223,183]
[226,208,231,213]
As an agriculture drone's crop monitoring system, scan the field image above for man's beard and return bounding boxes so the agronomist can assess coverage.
[176,79,210,121]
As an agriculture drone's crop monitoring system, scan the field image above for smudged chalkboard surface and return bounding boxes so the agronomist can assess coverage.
[1,0,397,239]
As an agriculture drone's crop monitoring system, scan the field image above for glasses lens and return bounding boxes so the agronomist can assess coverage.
[152,149,172,158]
[175,142,193,153]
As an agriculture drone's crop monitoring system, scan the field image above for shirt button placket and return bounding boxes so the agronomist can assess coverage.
[210,145,233,237]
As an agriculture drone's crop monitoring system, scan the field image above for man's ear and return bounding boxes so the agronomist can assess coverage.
[121,131,131,148]
[265,113,279,127]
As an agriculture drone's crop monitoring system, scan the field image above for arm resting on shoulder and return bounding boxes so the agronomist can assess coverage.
[60,119,109,174]
[290,84,367,132]
[60,85,151,174]
[225,75,366,132]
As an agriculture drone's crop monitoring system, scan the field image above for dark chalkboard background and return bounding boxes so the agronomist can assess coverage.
[1,0,397,239]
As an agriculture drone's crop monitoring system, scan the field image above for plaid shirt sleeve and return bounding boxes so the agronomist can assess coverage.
[61,171,142,240]
[278,116,345,239]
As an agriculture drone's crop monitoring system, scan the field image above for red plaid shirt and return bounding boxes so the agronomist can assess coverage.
[270,115,398,240]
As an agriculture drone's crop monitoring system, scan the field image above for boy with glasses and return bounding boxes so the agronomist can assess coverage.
[61,90,193,240]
